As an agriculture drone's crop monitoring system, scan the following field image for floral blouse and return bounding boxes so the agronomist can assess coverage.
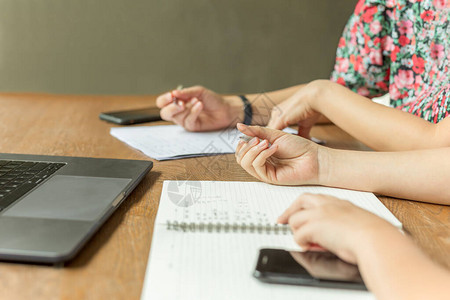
[330,0,449,123]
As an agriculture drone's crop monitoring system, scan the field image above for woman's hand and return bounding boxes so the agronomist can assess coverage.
[156,85,241,131]
[279,194,450,300]
[235,124,322,185]
[277,193,394,265]
[267,80,326,139]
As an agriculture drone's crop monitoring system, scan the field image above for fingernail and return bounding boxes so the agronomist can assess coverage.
[258,140,268,148]
[250,137,259,145]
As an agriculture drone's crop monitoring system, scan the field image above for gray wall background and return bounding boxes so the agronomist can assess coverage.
[0,0,356,95]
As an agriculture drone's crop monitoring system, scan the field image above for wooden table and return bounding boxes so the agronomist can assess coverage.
[0,94,448,300]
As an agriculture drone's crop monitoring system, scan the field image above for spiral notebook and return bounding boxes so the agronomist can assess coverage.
[141,181,399,300]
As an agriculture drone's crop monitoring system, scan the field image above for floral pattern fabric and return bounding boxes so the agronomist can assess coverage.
[330,0,449,123]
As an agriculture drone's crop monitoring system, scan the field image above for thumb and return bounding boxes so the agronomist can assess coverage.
[237,123,286,144]
[297,115,319,139]
[297,123,312,139]
[184,99,203,130]
[172,85,204,100]
[267,116,286,130]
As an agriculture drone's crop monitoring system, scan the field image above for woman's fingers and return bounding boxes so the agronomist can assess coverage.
[278,197,307,224]
[297,115,320,139]
[159,102,186,121]
[157,85,204,113]
[239,139,271,178]
[235,137,260,164]
[267,109,288,130]
[292,222,317,251]
[252,144,278,181]
[237,123,286,143]
[235,139,246,155]
[287,209,314,231]
[277,193,319,224]
[160,99,199,129]
[172,85,204,100]
[184,98,203,130]
[156,92,173,108]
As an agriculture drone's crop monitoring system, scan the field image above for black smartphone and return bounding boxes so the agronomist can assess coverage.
[254,248,367,291]
[99,107,162,125]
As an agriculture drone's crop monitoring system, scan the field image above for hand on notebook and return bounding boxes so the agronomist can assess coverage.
[235,124,320,185]
[156,86,240,131]
[267,80,324,139]
[277,193,394,265]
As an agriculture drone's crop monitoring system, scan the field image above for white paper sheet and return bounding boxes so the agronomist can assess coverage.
[110,125,298,160]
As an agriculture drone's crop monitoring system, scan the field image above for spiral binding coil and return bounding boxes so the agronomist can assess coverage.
[166,221,291,234]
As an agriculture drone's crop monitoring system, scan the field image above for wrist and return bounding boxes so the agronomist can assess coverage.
[352,223,403,265]
[307,79,331,112]
[317,146,332,186]
[223,95,244,127]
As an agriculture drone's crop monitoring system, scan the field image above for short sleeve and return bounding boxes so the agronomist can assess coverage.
[330,0,391,98]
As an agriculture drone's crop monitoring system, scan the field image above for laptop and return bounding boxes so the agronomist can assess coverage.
[0,153,152,264]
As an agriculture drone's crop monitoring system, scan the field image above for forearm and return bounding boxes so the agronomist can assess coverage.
[313,80,450,150]
[319,147,450,204]
[248,84,306,105]
[355,226,450,300]
[224,84,307,126]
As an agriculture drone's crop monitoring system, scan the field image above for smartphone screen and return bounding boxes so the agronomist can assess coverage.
[99,107,162,125]
[254,248,367,291]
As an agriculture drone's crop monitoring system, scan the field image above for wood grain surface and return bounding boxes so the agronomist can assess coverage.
[0,94,448,300]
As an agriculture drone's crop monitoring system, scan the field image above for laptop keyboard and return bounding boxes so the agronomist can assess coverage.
[0,160,65,211]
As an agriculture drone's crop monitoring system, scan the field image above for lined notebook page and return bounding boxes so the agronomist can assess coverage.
[142,227,374,300]
[157,181,402,228]
[141,181,396,300]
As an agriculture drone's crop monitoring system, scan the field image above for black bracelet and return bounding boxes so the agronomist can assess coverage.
[239,95,252,125]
